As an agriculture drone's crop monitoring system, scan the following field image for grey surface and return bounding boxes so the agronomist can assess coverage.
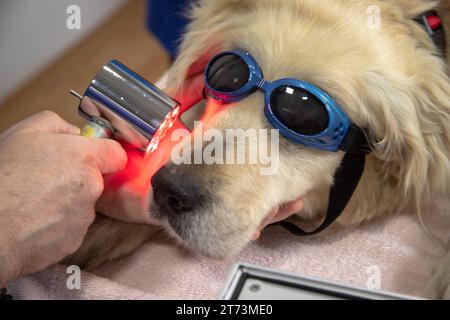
[221,263,418,300]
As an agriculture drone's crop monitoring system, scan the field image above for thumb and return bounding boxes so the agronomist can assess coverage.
[88,138,128,175]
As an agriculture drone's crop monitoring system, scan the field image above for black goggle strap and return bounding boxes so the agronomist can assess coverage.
[273,125,371,236]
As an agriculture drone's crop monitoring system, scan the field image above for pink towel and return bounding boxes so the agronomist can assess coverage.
[8,196,450,300]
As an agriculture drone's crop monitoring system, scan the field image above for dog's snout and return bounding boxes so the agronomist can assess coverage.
[151,166,204,215]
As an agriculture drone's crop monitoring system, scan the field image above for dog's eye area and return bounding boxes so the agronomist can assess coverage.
[206,54,249,92]
[270,86,329,135]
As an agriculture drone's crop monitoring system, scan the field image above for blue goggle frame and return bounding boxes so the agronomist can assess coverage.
[204,50,354,152]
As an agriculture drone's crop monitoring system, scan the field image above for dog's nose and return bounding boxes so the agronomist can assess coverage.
[151,165,202,215]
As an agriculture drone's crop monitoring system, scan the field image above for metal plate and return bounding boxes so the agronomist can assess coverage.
[220,263,418,300]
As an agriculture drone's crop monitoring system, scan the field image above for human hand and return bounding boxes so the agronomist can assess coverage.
[0,111,127,286]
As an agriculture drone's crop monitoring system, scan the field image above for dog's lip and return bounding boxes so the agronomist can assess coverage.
[147,202,166,226]
[149,199,164,219]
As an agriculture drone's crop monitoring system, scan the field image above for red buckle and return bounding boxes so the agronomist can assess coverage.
[427,14,442,30]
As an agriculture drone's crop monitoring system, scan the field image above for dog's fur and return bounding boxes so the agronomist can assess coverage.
[67,0,450,298]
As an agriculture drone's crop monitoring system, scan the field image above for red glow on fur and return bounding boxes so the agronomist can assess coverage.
[200,98,226,124]
[102,59,225,202]
[101,114,190,205]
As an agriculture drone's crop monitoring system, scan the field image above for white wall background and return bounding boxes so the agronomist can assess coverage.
[0,0,128,104]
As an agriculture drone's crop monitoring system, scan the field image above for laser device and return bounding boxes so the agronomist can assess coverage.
[70,60,181,153]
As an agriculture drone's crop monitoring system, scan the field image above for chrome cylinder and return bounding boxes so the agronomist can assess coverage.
[77,60,179,149]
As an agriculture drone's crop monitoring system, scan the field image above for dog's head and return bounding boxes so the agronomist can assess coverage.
[149,0,450,257]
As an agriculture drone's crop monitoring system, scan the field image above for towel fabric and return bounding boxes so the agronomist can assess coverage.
[8,196,450,300]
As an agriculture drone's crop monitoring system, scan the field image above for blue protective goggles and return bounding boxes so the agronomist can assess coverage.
[204,50,369,154]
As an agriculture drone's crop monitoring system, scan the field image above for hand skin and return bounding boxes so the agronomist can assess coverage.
[0,111,127,287]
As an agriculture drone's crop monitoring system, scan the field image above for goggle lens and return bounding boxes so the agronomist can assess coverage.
[206,54,250,92]
[270,85,329,136]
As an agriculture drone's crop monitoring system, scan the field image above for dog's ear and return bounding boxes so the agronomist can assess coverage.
[342,1,450,220]
[344,48,450,222]
[361,52,450,213]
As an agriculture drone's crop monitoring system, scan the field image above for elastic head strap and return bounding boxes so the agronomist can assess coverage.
[274,152,366,236]
[273,126,370,236]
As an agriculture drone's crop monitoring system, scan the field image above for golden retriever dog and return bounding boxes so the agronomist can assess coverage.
[68,0,450,298]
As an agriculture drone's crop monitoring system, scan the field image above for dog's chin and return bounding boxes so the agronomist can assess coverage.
[149,202,254,259]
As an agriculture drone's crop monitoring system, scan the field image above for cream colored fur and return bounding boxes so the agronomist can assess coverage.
[67,0,450,298]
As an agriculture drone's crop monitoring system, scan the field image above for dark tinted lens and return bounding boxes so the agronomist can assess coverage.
[270,86,329,135]
[206,54,250,92]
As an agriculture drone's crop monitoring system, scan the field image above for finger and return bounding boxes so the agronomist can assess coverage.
[252,207,279,240]
[251,230,261,241]
[268,199,304,226]
[275,199,305,223]
[3,111,80,136]
[87,138,128,175]
[260,207,280,229]
[251,198,305,240]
